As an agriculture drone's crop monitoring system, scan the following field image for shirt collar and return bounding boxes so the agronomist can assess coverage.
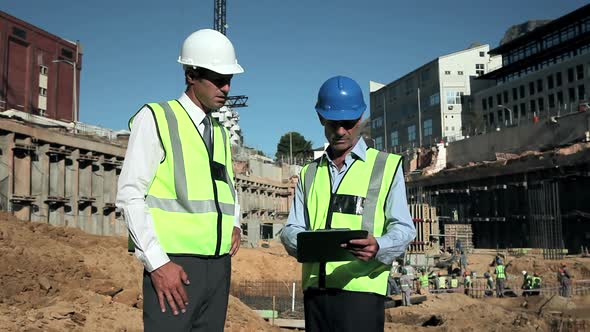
[322,137,368,164]
[178,92,207,124]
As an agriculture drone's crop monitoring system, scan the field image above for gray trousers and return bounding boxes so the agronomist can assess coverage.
[402,289,411,306]
[496,278,505,297]
[143,255,231,332]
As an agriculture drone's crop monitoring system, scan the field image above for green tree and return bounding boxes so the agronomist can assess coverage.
[275,132,313,162]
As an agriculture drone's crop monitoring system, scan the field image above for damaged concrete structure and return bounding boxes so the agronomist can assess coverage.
[407,110,590,256]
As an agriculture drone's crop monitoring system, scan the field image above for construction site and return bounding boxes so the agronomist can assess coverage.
[1,2,590,332]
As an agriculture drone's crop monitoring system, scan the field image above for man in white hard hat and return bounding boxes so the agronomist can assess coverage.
[117,29,244,331]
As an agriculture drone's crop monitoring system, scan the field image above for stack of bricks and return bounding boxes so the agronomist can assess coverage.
[407,203,439,254]
[443,223,474,253]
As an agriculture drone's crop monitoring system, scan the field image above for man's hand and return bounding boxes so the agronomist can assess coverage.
[342,234,380,261]
[149,261,190,315]
[230,226,241,256]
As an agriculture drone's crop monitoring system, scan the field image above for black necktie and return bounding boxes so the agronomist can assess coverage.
[202,115,212,154]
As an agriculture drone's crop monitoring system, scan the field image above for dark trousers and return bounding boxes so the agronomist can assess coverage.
[304,288,385,332]
[143,255,231,332]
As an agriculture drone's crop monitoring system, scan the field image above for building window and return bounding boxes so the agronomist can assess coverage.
[429,93,440,106]
[444,70,451,75]
[530,99,536,113]
[479,51,485,57]
[529,82,535,96]
[498,111,503,124]
[375,136,383,150]
[423,119,432,137]
[488,96,493,109]
[537,79,543,93]
[390,131,399,147]
[446,91,463,104]
[549,94,555,108]
[458,71,464,75]
[557,91,564,104]
[547,74,554,89]
[476,64,484,70]
[408,125,416,142]
[496,94,502,105]
[538,97,544,112]
[483,114,488,125]
[577,65,584,80]
[519,85,525,98]
[513,105,519,118]
[12,27,27,39]
[61,48,74,59]
[578,84,586,100]
[569,87,576,101]
[512,88,518,100]
[556,72,562,86]
[503,91,508,104]
[482,98,487,110]
[476,70,485,76]
[39,87,47,96]
[39,65,48,76]
[568,68,574,83]
[520,103,526,117]
[372,116,383,129]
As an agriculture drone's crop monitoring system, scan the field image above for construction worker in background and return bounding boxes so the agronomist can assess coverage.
[450,274,459,290]
[117,29,243,331]
[558,262,573,297]
[400,268,413,306]
[521,271,533,297]
[531,272,542,296]
[484,271,494,297]
[438,272,448,291]
[495,259,506,298]
[460,250,468,273]
[417,269,430,295]
[280,76,416,332]
[429,271,440,290]
[463,271,472,295]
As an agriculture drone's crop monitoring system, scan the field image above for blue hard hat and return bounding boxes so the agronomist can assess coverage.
[315,76,366,120]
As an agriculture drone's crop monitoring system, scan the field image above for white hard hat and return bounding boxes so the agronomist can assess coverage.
[178,29,244,75]
[522,270,527,275]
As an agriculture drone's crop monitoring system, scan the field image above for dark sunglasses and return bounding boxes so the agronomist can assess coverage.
[323,119,359,130]
[193,68,233,87]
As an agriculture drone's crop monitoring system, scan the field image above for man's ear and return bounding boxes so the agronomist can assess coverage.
[318,114,326,126]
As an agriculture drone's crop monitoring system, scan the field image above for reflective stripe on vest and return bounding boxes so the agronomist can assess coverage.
[129,100,236,256]
[496,265,506,279]
[451,279,458,288]
[300,148,402,296]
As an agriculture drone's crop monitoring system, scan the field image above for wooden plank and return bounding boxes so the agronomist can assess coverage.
[268,319,305,329]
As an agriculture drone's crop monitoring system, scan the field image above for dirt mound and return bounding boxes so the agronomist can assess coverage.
[386,293,548,331]
[0,217,288,331]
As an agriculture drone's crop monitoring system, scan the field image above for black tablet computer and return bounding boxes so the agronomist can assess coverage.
[296,229,369,263]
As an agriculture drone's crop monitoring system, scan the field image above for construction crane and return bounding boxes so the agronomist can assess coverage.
[214,0,247,108]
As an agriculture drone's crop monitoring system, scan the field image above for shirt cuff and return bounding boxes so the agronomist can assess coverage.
[140,244,170,272]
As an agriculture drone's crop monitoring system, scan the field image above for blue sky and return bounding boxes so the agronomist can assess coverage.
[3,1,588,156]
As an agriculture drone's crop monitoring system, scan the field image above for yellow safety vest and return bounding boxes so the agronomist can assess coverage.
[129,100,236,256]
[450,278,458,288]
[419,274,429,287]
[439,276,447,288]
[496,265,506,279]
[300,148,402,295]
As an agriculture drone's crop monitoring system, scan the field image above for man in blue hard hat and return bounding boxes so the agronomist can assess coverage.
[281,76,416,332]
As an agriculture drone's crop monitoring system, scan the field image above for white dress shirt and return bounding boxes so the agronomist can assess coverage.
[116,92,241,272]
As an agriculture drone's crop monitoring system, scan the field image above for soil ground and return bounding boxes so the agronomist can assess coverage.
[1,215,588,331]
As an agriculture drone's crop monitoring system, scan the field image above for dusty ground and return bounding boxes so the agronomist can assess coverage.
[1,213,588,331]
